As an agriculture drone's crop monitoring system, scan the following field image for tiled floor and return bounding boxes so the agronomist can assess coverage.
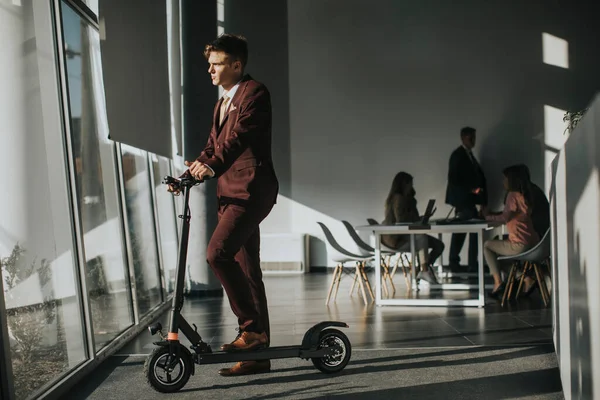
[69,272,560,399]
[118,272,553,355]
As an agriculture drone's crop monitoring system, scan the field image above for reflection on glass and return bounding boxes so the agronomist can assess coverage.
[121,145,163,314]
[83,0,98,16]
[61,1,134,350]
[151,155,178,294]
[1,1,87,398]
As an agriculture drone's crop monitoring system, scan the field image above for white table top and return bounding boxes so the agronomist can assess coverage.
[355,221,501,234]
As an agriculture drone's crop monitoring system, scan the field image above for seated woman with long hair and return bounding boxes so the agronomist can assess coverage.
[381,172,445,284]
[483,165,540,297]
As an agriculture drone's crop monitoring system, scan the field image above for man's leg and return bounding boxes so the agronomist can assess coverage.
[235,227,270,340]
[457,205,478,271]
[449,206,473,268]
[207,203,271,350]
[467,232,479,272]
[219,226,272,377]
[449,233,466,267]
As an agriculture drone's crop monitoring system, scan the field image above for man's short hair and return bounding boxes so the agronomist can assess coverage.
[204,34,248,68]
[460,126,476,137]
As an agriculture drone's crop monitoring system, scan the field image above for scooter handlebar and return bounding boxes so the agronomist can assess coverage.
[163,175,209,190]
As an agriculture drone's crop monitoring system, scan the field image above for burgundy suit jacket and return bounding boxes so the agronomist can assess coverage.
[196,75,279,205]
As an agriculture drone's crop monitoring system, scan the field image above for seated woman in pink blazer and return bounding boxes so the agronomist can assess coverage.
[483,165,540,297]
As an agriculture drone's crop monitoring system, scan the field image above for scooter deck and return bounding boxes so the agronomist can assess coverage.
[194,345,333,364]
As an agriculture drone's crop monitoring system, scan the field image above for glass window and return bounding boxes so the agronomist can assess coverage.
[1,1,87,398]
[151,155,179,294]
[82,0,98,17]
[121,145,163,314]
[61,1,134,350]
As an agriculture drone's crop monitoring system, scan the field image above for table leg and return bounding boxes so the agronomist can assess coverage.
[478,229,485,307]
[374,232,382,304]
[410,234,417,292]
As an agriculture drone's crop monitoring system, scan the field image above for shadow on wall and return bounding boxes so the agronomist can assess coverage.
[554,93,600,400]
[261,194,372,268]
[479,104,544,210]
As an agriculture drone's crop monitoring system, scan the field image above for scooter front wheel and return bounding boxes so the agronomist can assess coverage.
[311,328,352,373]
[144,344,193,393]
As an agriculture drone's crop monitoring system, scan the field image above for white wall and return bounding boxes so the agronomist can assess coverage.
[550,93,600,400]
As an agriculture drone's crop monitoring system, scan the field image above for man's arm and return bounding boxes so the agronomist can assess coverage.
[196,134,215,164]
[480,173,488,205]
[202,85,270,176]
[179,135,216,180]
[447,151,463,188]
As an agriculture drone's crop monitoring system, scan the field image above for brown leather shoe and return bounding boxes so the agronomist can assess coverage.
[221,331,268,352]
[218,360,271,376]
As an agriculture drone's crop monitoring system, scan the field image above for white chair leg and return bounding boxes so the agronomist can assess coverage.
[326,264,341,305]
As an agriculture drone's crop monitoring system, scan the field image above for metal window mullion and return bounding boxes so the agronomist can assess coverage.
[62,0,98,29]
[114,143,140,325]
[52,0,96,361]
[147,154,167,302]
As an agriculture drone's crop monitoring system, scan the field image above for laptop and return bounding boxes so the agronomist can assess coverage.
[429,206,456,225]
[420,199,436,224]
[432,206,486,225]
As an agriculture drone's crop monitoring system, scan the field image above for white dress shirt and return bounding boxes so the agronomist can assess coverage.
[202,80,242,177]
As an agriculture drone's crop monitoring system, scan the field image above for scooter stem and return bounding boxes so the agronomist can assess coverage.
[168,186,192,337]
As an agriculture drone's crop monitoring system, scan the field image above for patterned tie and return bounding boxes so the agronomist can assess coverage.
[219,94,230,125]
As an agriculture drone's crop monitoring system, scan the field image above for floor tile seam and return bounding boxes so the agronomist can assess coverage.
[439,318,464,336]
[512,316,536,327]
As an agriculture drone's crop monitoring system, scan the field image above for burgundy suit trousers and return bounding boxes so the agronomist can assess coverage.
[207,199,274,337]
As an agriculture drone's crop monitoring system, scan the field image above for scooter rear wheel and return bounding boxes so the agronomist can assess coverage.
[144,344,193,393]
[311,328,351,373]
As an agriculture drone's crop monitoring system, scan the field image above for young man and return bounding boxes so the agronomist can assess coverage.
[445,126,487,272]
[172,34,278,376]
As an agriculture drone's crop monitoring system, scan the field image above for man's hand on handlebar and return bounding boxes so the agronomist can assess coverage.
[185,160,215,181]
[167,183,181,196]
[164,161,214,196]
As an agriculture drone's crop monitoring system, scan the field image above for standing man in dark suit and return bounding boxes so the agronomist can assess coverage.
[445,127,487,271]
[171,34,279,376]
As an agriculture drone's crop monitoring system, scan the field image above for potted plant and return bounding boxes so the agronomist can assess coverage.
[563,108,588,134]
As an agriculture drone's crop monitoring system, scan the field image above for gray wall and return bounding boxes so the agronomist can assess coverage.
[228,0,600,265]
[225,0,292,200]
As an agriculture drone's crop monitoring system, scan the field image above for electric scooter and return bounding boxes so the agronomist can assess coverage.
[144,175,352,393]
